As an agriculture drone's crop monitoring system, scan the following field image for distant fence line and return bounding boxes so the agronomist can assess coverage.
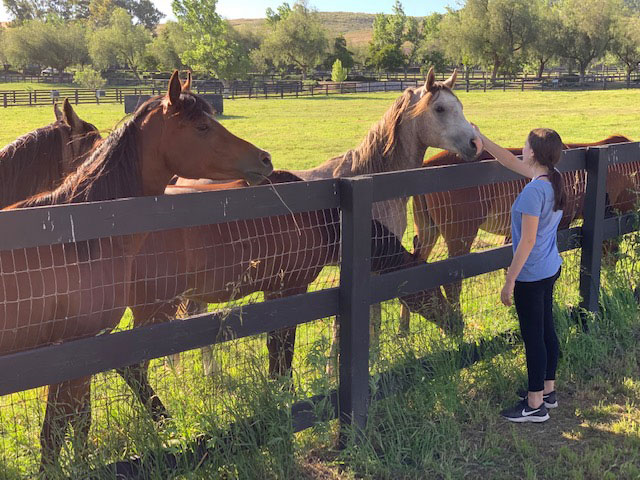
[2,74,640,107]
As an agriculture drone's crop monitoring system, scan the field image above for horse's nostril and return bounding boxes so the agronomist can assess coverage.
[261,153,272,167]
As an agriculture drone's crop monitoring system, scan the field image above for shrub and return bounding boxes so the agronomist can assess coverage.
[74,67,106,90]
[331,59,348,83]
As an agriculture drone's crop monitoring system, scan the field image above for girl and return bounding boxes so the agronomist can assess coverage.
[473,127,566,423]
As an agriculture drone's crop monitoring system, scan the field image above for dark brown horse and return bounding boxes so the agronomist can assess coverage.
[0,99,101,208]
[115,171,440,422]
[0,71,273,473]
[409,135,636,322]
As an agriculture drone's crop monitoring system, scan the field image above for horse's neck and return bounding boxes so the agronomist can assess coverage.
[349,113,426,177]
[0,127,66,208]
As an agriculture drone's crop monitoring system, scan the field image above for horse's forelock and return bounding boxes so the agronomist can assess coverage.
[411,82,457,119]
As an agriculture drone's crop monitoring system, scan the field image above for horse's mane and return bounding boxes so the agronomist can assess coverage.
[12,91,213,209]
[342,81,455,176]
[0,122,67,208]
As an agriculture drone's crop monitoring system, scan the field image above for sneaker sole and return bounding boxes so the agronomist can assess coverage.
[503,413,550,423]
[517,395,558,409]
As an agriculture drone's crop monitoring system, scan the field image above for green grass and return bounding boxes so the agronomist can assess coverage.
[0,90,639,478]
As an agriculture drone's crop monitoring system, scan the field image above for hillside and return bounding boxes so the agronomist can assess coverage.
[229,11,378,46]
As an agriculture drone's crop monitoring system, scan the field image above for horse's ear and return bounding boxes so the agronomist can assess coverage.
[54,102,62,122]
[62,98,82,133]
[443,69,457,89]
[424,66,435,91]
[166,70,182,106]
[182,71,192,91]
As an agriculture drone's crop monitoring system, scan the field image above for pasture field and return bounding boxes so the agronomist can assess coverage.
[0,90,639,479]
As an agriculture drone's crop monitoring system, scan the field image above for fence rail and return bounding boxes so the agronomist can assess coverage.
[3,72,640,107]
[0,142,638,477]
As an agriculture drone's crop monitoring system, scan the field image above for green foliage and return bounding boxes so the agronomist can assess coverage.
[145,21,187,71]
[415,13,448,72]
[331,59,347,82]
[172,0,253,82]
[265,2,291,26]
[88,8,151,80]
[256,1,328,79]
[73,66,106,89]
[609,10,640,77]
[555,0,623,79]
[4,17,88,77]
[87,0,163,28]
[0,29,9,71]
[439,0,535,81]
[1,0,90,21]
[368,0,420,72]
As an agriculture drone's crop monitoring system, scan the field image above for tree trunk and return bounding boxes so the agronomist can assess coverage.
[579,63,587,84]
[491,60,500,84]
[537,58,546,80]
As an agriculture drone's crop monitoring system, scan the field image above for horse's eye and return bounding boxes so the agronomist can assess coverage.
[435,105,445,113]
[197,124,209,132]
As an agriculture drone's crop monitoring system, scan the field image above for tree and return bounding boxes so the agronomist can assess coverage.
[610,13,640,85]
[173,0,253,83]
[265,2,291,26]
[555,0,621,82]
[331,59,347,82]
[87,0,162,28]
[415,12,448,73]
[257,1,328,79]
[88,8,151,80]
[2,0,90,21]
[323,36,354,70]
[367,1,421,73]
[439,0,535,82]
[0,29,9,71]
[5,18,88,79]
[146,21,187,71]
[525,1,564,78]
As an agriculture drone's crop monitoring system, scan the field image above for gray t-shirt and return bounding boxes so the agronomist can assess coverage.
[511,179,563,282]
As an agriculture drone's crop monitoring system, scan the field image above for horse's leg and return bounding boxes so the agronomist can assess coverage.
[265,288,306,381]
[39,376,91,474]
[116,303,179,422]
[400,199,442,335]
[176,299,219,376]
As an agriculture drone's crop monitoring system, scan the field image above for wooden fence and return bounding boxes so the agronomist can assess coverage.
[3,71,640,107]
[0,142,638,477]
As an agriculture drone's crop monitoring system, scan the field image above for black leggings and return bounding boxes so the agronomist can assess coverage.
[513,267,561,392]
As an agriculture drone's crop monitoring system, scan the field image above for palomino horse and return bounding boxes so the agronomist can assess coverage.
[115,171,440,423]
[0,99,101,208]
[0,71,273,473]
[408,135,637,327]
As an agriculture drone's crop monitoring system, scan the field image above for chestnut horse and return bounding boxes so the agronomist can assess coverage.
[408,135,637,325]
[0,99,101,208]
[0,71,273,473]
[115,171,440,422]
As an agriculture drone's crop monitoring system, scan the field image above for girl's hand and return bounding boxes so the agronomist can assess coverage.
[501,279,515,306]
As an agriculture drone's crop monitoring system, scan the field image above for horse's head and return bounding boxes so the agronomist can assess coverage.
[54,99,102,171]
[409,67,481,162]
[151,71,273,185]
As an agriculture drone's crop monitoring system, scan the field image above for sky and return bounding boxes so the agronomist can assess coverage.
[0,0,456,23]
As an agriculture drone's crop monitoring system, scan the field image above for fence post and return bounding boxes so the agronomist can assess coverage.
[3,93,6,108]
[578,146,608,318]
[466,75,470,92]
[75,89,79,105]
[338,176,373,447]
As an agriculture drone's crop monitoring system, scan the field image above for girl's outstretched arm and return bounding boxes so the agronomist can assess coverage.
[472,126,537,179]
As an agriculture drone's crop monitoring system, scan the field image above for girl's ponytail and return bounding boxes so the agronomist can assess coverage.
[528,129,566,212]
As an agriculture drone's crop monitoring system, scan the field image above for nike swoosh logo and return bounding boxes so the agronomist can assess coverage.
[522,408,540,416]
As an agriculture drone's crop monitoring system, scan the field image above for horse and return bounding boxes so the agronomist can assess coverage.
[0,71,273,473]
[0,99,101,208]
[115,171,443,423]
[407,135,637,328]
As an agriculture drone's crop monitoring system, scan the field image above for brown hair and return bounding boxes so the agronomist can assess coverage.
[527,128,566,211]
